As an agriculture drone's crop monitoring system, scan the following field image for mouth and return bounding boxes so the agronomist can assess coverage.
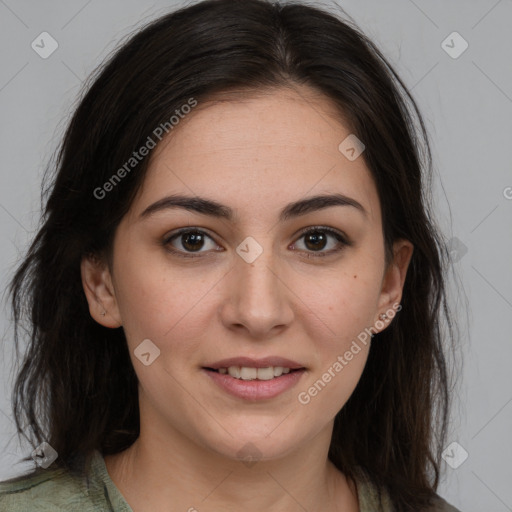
[202,358,307,400]
[203,366,303,381]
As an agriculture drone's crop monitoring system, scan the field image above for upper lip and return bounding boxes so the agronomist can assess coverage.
[204,357,305,370]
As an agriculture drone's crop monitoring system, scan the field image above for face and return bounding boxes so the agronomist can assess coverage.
[82,86,412,462]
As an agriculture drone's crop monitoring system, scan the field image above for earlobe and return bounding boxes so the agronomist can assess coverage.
[376,239,413,328]
[80,254,122,328]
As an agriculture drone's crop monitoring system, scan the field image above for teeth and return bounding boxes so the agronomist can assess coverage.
[228,366,241,378]
[256,367,274,380]
[221,366,296,380]
[240,367,257,380]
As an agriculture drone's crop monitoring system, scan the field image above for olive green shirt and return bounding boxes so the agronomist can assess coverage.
[0,450,461,511]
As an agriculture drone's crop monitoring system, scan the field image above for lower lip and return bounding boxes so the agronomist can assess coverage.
[202,368,306,401]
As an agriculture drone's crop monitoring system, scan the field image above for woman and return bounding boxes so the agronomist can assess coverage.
[0,0,461,510]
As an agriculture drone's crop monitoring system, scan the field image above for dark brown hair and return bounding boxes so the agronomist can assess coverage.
[5,1,457,510]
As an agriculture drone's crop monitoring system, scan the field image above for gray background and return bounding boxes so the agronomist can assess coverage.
[0,1,511,510]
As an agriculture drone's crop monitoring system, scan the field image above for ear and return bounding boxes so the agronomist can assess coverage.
[374,239,413,331]
[80,253,122,328]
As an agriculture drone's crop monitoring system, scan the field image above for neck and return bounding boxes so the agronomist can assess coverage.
[104,423,359,512]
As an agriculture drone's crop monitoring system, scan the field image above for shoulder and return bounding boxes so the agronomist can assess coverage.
[0,450,133,512]
[0,459,100,512]
[352,467,462,512]
[0,467,91,512]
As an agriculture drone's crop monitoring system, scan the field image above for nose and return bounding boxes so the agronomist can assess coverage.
[219,244,294,339]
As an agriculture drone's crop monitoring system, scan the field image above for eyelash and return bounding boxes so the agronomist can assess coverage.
[162,226,351,260]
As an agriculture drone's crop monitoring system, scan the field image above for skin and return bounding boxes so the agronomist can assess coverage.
[81,85,413,512]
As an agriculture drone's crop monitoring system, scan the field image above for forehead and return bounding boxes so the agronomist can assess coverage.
[154,86,352,164]
[129,86,380,224]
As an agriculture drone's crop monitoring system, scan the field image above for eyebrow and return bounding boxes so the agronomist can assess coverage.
[139,193,367,222]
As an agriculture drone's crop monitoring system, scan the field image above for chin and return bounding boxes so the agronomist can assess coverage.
[200,425,304,463]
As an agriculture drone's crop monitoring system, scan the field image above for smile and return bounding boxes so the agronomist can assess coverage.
[208,366,295,380]
[203,366,306,400]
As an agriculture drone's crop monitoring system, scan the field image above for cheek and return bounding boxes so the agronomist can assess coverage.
[295,264,383,343]
[298,348,369,410]
[112,249,223,365]
[295,271,374,417]
[290,257,381,410]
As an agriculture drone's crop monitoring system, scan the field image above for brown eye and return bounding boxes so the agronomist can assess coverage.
[303,231,328,251]
[292,226,351,258]
[180,231,206,252]
[163,228,221,258]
